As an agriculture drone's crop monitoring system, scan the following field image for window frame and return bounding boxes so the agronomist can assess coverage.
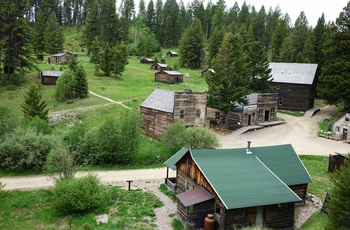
[180,110,185,119]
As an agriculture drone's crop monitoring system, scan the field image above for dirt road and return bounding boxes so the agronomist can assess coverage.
[218,106,350,156]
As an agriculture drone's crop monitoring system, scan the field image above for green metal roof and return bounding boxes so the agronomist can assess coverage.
[335,152,349,158]
[191,147,302,209]
[164,147,188,170]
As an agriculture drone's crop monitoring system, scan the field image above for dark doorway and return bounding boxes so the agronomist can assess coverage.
[248,115,251,125]
[343,129,348,140]
[265,110,269,121]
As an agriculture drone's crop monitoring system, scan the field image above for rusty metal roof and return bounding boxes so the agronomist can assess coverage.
[176,187,214,207]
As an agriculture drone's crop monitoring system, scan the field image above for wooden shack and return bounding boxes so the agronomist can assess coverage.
[332,113,350,142]
[328,152,349,173]
[164,143,312,229]
[206,93,278,129]
[269,62,319,111]
[167,51,178,57]
[151,63,167,71]
[201,68,215,77]
[155,70,183,84]
[140,88,207,139]
[140,57,154,64]
[41,70,63,85]
[50,52,72,64]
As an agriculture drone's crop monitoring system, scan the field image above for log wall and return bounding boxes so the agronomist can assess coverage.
[140,107,174,139]
[155,72,183,84]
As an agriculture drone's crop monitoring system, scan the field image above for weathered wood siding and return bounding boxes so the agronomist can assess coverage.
[173,92,207,127]
[41,76,58,85]
[155,72,183,84]
[328,154,346,173]
[265,203,295,229]
[256,93,278,122]
[272,82,315,111]
[140,107,174,139]
[51,53,71,64]
[151,64,166,71]
[289,184,308,204]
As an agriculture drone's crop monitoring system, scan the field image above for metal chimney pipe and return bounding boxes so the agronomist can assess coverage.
[247,141,251,150]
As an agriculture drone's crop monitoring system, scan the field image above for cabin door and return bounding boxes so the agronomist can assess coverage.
[343,128,348,140]
[256,206,264,227]
[248,115,251,125]
[264,110,269,121]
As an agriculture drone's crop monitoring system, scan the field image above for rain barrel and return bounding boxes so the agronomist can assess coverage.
[204,214,216,230]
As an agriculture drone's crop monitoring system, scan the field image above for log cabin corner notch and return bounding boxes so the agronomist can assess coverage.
[164,143,312,229]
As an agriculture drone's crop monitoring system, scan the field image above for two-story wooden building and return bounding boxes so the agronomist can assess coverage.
[164,143,312,229]
[206,93,278,129]
[140,88,207,139]
[269,62,319,111]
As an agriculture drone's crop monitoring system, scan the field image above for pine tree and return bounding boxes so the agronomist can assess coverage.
[247,41,273,93]
[68,55,79,73]
[271,18,288,61]
[83,0,100,55]
[32,9,47,55]
[22,83,49,121]
[179,18,204,69]
[207,28,224,65]
[252,6,267,45]
[313,13,327,66]
[206,32,251,125]
[292,12,310,61]
[318,2,350,107]
[45,12,64,54]
[110,42,129,78]
[146,0,155,32]
[75,64,89,98]
[279,37,295,63]
[100,0,120,46]
[326,157,350,229]
[100,46,112,76]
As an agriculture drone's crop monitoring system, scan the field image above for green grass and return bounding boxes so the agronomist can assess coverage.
[0,186,163,230]
[278,110,305,117]
[159,184,178,202]
[299,211,328,230]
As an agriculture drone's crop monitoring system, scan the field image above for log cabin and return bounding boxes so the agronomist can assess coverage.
[140,88,207,139]
[49,52,73,64]
[155,70,183,84]
[151,63,168,71]
[167,51,178,57]
[206,93,278,130]
[140,57,155,64]
[164,143,312,229]
[269,62,319,111]
[331,113,350,142]
[201,68,215,77]
[41,70,63,85]
[328,152,349,173]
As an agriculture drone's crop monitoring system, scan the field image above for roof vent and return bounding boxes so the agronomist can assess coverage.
[288,71,292,74]
[246,141,252,154]
[281,70,284,74]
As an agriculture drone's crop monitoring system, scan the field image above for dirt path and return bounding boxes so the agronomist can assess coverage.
[218,106,350,156]
[88,90,131,109]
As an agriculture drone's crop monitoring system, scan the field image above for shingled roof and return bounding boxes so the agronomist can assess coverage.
[269,62,318,85]
[140,88,175,113]
[166,144,312,209]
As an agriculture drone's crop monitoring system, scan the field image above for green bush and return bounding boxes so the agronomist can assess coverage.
[186,126,219,149]
[0,105,18,140]
[21,116,52,135]
[163,121,187,155]
[0,127,55,170]
[52,174,108,215]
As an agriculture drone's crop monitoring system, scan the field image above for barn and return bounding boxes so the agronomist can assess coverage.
[140,88,207,139]
[167,51,178,57]
[155,70,183,84]
[151,63,167,71]
[140,57,154,64]
[164,143,312,229]
[41,70,63,85]
[269,62,319,111]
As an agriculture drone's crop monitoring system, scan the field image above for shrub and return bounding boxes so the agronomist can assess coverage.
[186,126,219,149]
[55,71,77,101]
[0,105,18,140]
[0,127,55,170]
[21,116,52,135]
[163,121,187,155]
[52,174,108,215]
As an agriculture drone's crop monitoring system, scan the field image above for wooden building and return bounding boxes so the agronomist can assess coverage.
[328,152,349,173]
[140,88,207,139]
[140,57,154,64]
[167,51,178,57]
[41,70,63,85]
[206,93,278,130]
[164,144,312,229]
[50,52,72,64]
[201,68,215,77]
[151,63,167,71]
[269,62,319,111]
[155,70,183,84]
[331,113,350,142]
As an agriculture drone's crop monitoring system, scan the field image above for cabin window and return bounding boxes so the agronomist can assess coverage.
[335,126,340,132]
[288,83,292,91]
[214,202,221,218]
[345,117,350,122]
[276,83,280,90]
[215,112,220,120]
[258,109,263,120]
[234,208,245,218]
[186,181,193,191]
[180,110,185,119]
[271,107,276,118]
[196,109,201,118]
[278,97,283,105]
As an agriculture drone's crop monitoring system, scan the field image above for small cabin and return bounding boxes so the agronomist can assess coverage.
[140,57,154,64]
[49,52,72,64]
[328,152,349,173]
[270,62,319,111]
[332,113,350,142]
[164,143,312,229]
[155,70,183,84]
[167,51,178,58]
[140,88,207,139]
[151,63,167,71]
[41,70,63,85]
[201,68,215,77]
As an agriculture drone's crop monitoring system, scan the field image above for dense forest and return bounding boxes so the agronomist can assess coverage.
[1,0,350,107]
